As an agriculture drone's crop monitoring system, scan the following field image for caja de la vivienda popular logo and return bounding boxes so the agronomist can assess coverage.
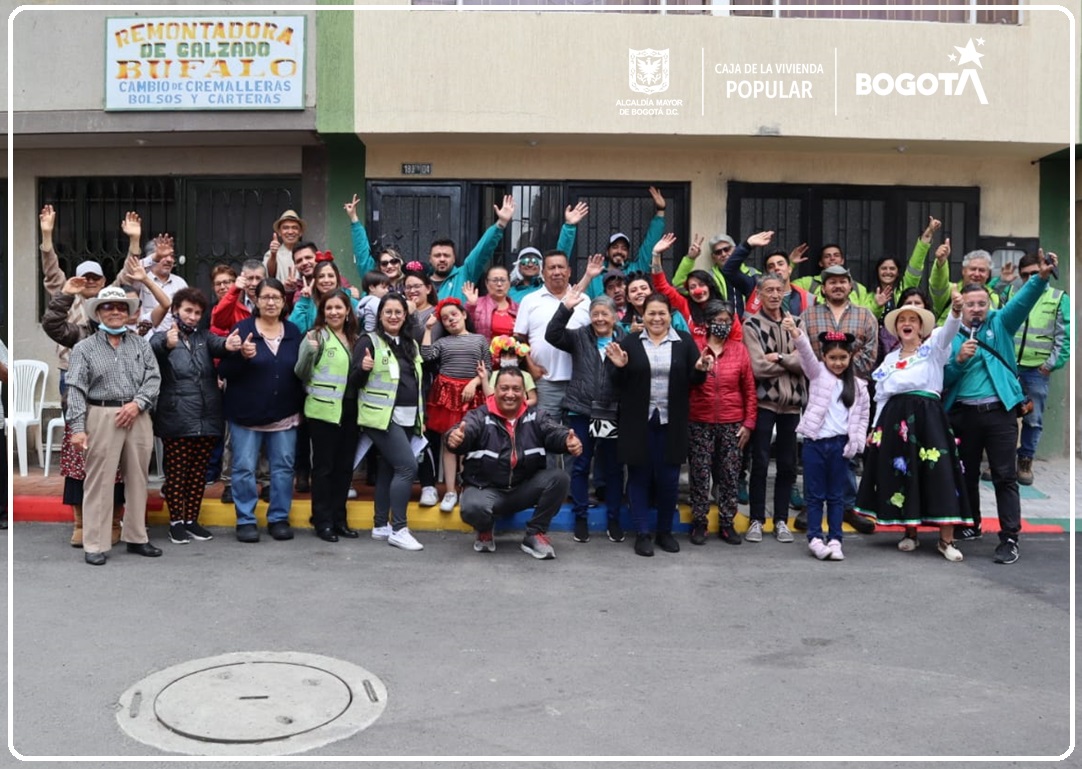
[855,37,988,105]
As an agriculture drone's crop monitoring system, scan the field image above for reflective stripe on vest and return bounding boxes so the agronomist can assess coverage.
[304,331,351,424]
[1013,288,1063,367]
[357,333,424,431]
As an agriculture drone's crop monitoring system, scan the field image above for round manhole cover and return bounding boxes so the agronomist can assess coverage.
[117,652,387,756]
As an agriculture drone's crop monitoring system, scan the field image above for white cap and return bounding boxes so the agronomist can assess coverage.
[75,261,104,278]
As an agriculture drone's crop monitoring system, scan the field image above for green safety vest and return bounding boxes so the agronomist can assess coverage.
[1012,287,1064,368]
[357,333,425,432]
[303,330,351,424]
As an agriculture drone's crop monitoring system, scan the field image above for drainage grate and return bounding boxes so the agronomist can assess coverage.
[117,652,387,756]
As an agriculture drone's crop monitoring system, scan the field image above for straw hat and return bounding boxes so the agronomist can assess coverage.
[884,305,936,338]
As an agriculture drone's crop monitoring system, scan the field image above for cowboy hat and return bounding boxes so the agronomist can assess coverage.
[273,209,306,234]
[85,285,139,318]
[884,305,936,338]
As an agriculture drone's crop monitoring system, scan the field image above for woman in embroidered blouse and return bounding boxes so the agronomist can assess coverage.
[854,289,973,561]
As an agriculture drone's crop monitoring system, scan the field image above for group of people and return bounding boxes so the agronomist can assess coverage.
[36,191,1067,566]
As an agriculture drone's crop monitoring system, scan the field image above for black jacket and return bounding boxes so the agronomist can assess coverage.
[451,401,571,491]
[544,302,623,418]
[150,329,234,438]
[608,330,705,466]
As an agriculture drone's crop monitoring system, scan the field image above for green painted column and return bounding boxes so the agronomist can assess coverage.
[1037,151,1070,459]
[317,0,366,287]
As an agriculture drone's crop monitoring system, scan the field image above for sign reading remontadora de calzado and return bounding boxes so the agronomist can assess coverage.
[105,16,306,111]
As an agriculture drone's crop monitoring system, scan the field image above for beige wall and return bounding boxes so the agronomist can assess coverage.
[364,142,1041,245]
[351,8,1070,148]
[11,146,304,401]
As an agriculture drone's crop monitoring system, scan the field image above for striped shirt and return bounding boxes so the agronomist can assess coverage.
[66,330,161,433]
[422,332,489,379]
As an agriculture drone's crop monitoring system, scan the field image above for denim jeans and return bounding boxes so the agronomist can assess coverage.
[626,419,680,535]
[1018,366,1050,459]
[566,413,623,522]
[363,422,418,531]
[230,423,296,526]
[802,435,848,542]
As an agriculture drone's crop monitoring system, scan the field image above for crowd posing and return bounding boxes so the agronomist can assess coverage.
[35,190,1067,566]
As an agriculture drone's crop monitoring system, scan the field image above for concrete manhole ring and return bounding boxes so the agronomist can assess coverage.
[116,651,387,756]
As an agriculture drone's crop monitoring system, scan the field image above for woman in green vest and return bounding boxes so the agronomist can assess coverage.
[350,293,426,552]
[295,289,360,543]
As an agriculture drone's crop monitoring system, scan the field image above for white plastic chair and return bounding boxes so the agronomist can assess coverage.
[8,360,49,476]
[43,415,66,477]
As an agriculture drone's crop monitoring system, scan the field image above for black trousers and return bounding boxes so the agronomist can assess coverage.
[949,403,1021,539]
[308,402,359,531]
[459,468,569,535]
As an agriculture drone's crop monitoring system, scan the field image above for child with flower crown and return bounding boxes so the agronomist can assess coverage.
[482,336,537,406]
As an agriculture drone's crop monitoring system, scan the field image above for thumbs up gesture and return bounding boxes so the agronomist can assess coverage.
[446,421,467,449]
[566,428,583,457]
[935,238,951,265]
[165,324,180,349]
[361,346,374,372]
[241,332,257,359]
[269,231,280,256]
[224,328,243,352]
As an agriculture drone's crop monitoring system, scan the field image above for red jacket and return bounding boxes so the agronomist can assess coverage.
[652,270,743,342]
[689,335,757,428]
[210,286,252,337]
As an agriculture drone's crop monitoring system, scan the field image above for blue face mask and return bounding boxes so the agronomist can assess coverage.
[98,323,127,336]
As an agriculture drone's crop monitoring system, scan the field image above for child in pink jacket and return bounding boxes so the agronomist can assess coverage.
[784,318,869,561]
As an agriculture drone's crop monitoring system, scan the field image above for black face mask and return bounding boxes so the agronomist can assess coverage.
[172,313,199,336]
[708,321,732,341]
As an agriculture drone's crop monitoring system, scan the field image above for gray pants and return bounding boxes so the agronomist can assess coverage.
[534,379,568,470]
[364,423,418,531]
[459,468,570,535]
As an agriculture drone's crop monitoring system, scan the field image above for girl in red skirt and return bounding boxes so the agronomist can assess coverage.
[420,298,490,512]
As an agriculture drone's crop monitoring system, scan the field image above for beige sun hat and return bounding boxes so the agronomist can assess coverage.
[884,305,936,338]
[273,209,306,234]
[84,285,139,318]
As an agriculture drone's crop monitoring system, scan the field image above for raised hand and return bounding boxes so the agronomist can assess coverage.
[648,186,666,211]
[39,205,56,237]
[225,329,243,352]
[241,333,257,359]
[495,195,516,227]
[652,232,677,256]
[62,276,87,296]
[747,230,774,249]
[781,314,800,338]
[153,233,174,260]
[462,281,479,306]
[696,349,715,372]
[921,216,942,243]
[562,284,586,310]
[605,341,628,368]
[935,238,951,265]
[343,194,360,223]
[565,428,583,457]
[283,265,299,294]
[121,211,142,242]
[446,421,467,449]
[875,285,892,307]
[564,201,589,226]
[999,261,1016,284]
[125,254,147,283]
[361,347,374,371]
[269,232,281,256]
[584,252,605,279]
[789,243,810,265]
[307,330,321,350]
[951,288,963,315]
[688,233,705,259]
[299,275,313,299]
[165,325,180,349]
[1037,249,1058,280]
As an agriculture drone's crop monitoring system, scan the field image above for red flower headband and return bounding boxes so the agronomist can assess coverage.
[434,297,464,318]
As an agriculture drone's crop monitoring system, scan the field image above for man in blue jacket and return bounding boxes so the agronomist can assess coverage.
[944,251,1058,565]
[447,368,582,560]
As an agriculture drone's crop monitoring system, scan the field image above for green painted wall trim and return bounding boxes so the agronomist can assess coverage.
[324,134,368,287]
[1036,155,1070,459]
[316,0,354,135]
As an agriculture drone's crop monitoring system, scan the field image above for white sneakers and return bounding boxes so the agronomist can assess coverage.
[439,492,458,513]
[898,536,920,552]
[388,527,424,551]
[419,486,439,507]
[808,538,831,560]
[371,525,392,541]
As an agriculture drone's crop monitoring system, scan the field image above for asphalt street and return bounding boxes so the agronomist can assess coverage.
[1,521,1075,764]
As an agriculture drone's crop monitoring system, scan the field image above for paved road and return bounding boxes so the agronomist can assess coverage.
[2,522,1074,762]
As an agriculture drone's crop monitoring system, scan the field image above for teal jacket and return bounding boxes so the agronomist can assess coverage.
[289,293,360,335]
[350,220,374,277]
[433,222,508,303]
[585,214,665,299]
[943,274,1048,411]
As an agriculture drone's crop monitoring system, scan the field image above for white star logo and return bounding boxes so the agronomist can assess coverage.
[976,37,986,46]
[948,53,957,63]
[954,38,984,69]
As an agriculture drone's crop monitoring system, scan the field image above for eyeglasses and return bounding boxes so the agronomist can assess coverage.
[519,258,541,266]
[487,277,509,284]
[258,295,284,304]
[380,258,401,267]
[713,247,733,256]
[99,302,129,312]
[213,279,234,288]
[962,300,989,309]
[404,283,425,291]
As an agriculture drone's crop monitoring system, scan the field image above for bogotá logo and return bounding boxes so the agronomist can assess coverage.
[855,37,987,105]
[629,48,669,95]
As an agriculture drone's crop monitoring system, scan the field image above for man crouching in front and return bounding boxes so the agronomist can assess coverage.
[67,286,162,565]
[447,367,582,559]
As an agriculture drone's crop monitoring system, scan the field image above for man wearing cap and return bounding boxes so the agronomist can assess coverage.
[66,286,162,566]
[507,202,590,302]
[583,186,667,299]
[800,264,879,535]
[264,209,306,283]
[791,243,875,310]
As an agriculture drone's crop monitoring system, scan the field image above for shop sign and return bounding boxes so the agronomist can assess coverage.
[105,16,306,111]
